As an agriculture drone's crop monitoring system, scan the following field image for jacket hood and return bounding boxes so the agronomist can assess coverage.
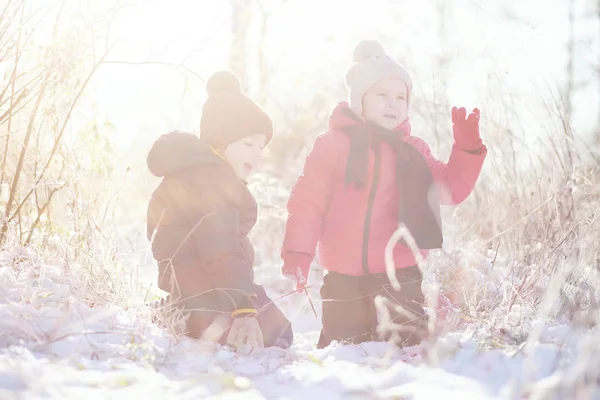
[328,101,412,136]
[147,131,222,177]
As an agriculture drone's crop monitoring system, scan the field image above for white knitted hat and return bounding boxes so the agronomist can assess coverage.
[345,40,413,117]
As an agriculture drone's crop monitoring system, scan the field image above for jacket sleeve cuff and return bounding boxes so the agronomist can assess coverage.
[231,307,258,318]
[228,290,258,316]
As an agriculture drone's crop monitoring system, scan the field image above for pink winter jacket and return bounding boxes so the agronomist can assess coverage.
[281,102,487,276]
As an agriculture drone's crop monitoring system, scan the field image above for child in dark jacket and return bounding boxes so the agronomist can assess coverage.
[147,71,292,349]
[281,40,487,348]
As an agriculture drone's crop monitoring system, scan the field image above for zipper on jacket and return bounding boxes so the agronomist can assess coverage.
[361,143,381,275]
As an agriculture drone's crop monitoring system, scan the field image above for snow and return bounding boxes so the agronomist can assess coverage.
[0,249,598,399]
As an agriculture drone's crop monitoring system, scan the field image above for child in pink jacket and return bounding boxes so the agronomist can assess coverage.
[281,40,487,348]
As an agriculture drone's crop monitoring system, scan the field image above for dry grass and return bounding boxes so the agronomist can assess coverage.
[1,0,599,396]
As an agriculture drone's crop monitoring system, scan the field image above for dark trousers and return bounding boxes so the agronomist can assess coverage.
[317,265,427,349]
[163,284,293,348]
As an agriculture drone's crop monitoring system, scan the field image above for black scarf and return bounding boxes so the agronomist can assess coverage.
[342,115,443,250]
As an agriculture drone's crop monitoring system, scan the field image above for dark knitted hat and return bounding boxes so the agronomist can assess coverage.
[200,71,273,150]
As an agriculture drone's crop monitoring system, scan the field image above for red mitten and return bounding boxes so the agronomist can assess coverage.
[281,252,312,293]
[451,107,482,152]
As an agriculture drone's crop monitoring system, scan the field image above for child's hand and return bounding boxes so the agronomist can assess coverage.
[282,267,307,293]
[451,107,482,152]
[281,252,311,293]
[226,317,264,349]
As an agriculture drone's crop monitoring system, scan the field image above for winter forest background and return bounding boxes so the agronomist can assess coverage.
[1,0,600,398]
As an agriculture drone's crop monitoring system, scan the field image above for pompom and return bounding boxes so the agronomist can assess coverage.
[352,40,387,63]
[206,70,242,97]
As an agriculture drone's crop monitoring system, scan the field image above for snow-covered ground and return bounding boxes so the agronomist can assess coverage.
[0,247,598,400]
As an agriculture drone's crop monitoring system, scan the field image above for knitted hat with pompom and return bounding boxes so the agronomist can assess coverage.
[200,71,273,150]
[345,40,413,118]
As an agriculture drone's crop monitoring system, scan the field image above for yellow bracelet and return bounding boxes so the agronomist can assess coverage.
[231,308,257,317]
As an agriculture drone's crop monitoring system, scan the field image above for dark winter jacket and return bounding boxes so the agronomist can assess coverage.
[146,131,257,312]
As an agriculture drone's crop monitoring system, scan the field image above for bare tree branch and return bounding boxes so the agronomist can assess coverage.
[0,0,26,204]
[0,71,51,244]
[5,40,120,229]
[102,59,205,83]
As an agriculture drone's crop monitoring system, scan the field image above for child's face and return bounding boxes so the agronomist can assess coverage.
[223,134,267,180]
[361,78,408,130]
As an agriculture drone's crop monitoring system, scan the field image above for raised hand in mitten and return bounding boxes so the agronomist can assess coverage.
[451,107,482,153]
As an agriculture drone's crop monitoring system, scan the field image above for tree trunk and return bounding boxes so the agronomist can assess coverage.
[230,0,252,89]
[556,0,578,258]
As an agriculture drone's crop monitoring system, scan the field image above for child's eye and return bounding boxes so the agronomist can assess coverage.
[244,142,253,147]
[377,93,387,97]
